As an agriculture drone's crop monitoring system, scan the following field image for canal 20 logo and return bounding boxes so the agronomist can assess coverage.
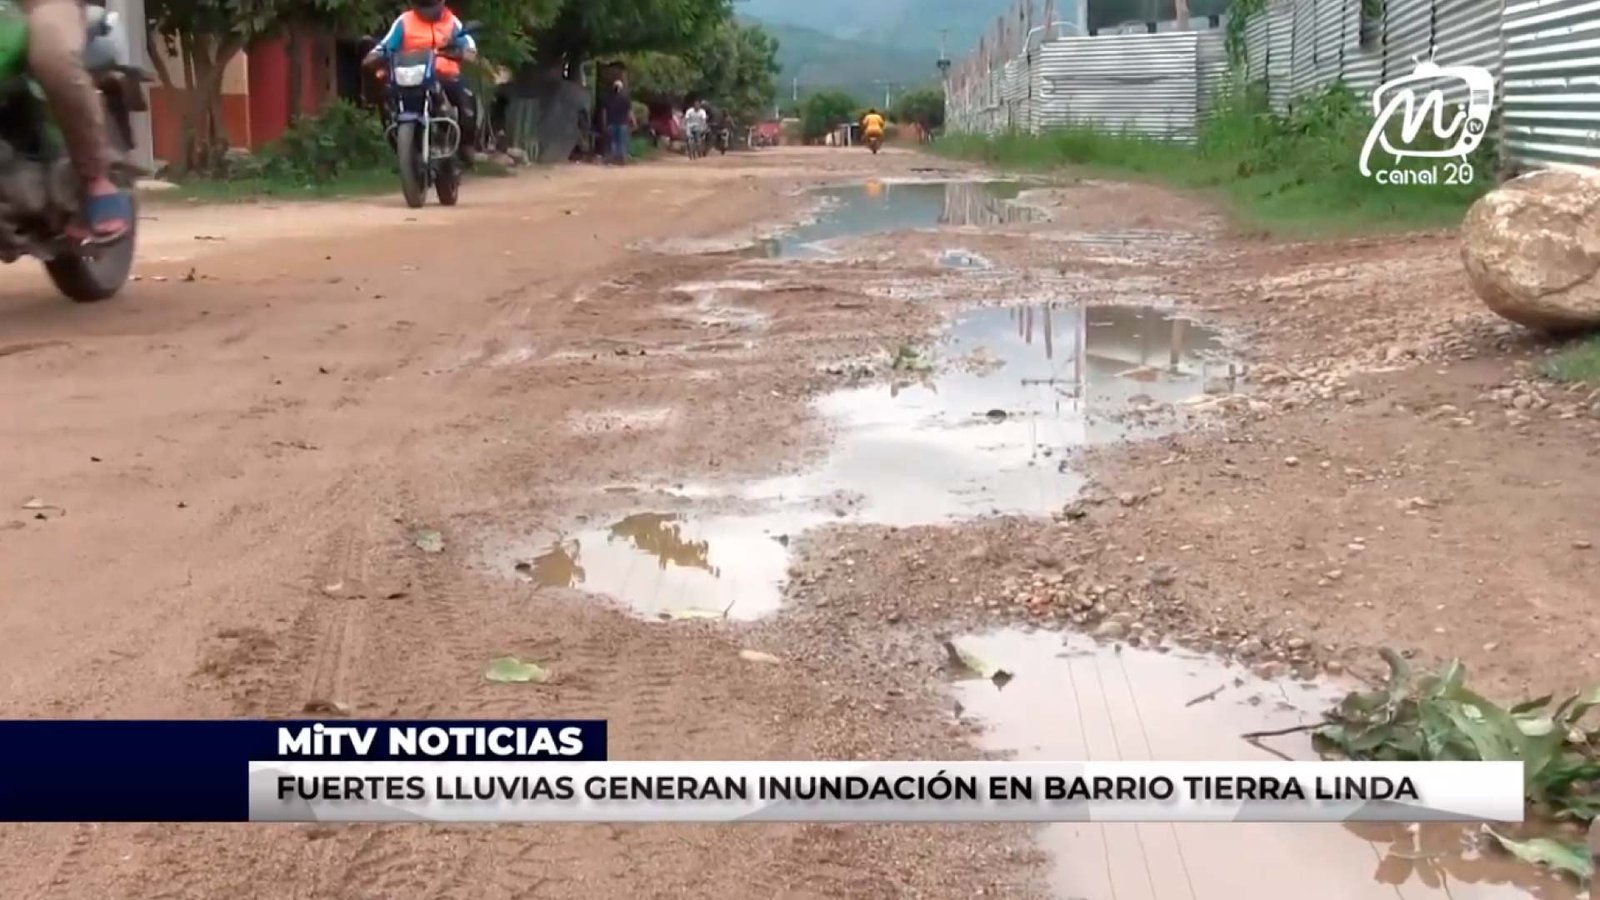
[1358,56,1494,186]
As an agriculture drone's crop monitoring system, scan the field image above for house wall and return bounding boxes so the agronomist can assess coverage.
[147,37,250,165]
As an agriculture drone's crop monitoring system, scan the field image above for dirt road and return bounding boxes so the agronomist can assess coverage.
[1,147,1594,899]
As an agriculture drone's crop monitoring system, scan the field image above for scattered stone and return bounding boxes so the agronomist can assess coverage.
[1094,620,1128,640]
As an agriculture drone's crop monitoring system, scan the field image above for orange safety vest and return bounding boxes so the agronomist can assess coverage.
[397,9,464,79]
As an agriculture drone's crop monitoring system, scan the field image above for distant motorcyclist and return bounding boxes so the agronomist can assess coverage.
[861,108,886,145]
[364,0,479,162]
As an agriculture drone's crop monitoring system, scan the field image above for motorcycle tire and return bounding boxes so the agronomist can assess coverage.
[436,159,460,206]
[47,182,139,303]
[396,121,426,209]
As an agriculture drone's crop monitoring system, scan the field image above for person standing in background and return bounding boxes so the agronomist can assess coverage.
[601,80,633,165]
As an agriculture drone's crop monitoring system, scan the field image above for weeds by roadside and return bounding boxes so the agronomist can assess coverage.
[157,101,510,203]
[935,82,1494,234]
[1542,338,1600,385]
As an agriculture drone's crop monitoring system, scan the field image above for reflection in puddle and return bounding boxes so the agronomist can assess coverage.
[950,630,1576,900]
[740,303,1239,525]
[756,181,1040,258]
[517,512,798,620]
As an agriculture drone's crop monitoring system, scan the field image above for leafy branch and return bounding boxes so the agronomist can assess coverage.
[1314,649,1600,883]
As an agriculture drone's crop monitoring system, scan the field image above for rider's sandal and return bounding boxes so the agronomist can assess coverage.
[71,190,133,244]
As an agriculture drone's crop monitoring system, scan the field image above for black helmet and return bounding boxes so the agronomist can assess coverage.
[412,0,445,22]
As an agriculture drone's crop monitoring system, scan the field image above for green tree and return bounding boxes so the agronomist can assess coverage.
[531,0,731,69]
[801,90,858,140]
[629,21,778,122]
[892,87,944,132]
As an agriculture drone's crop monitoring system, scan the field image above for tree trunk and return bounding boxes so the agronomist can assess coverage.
[174,33,244,175]
[287,27,303,121]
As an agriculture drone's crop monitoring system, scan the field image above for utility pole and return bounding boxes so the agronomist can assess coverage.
[791,77,798,102]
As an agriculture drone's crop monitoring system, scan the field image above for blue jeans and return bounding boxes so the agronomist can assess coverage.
[607,124,629,163]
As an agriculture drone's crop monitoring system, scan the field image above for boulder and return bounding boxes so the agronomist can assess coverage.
[1461,167,1600,332]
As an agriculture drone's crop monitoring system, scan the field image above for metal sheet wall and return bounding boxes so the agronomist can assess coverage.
[1035,33,1201,139]
[943,0,1583,172]
[1198,31,1232,114]
[1502,0,1600,167]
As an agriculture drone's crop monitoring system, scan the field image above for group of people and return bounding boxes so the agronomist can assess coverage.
[594,80,732,166]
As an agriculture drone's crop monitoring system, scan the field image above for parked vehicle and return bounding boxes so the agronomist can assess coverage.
[373,22,481,208]
[0,4,146,302]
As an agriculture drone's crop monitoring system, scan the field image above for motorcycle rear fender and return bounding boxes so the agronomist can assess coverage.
[396,111,423,123]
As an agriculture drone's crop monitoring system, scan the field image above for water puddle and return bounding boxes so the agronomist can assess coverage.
[949,629,1577,900]
[938,248,994,270]
[514,511,799,620]
[753,180,1041,258]
[512,303,1243,619]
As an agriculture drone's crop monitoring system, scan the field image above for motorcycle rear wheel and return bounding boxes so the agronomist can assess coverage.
[397,121,426,209]
[47,193,139,303]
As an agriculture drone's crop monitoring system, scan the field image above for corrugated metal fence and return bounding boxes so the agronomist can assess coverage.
[945,0,1596,170]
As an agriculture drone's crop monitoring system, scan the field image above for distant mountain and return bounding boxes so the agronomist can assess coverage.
[738,0,1073,57]
[756,20,942,104]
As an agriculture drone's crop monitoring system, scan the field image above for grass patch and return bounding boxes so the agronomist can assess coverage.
[154,168,399,204]
[629,135,661,160]
[935,81,1495,235]
[1542,337,1600,384]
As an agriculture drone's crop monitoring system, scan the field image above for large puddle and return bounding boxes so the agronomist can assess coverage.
[949,630,1577,900]
[510,303,1242,620]
[755,180,1041,258]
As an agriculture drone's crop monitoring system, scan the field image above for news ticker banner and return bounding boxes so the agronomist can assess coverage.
[0,721,1523,823]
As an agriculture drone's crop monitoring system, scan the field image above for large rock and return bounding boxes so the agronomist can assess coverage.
[1462,167,1600,332]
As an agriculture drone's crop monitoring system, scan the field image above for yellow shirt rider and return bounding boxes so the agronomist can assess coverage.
[862,109,886,139]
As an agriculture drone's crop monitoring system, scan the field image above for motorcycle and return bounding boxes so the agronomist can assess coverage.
[0,2,146,302]
[373,22,480,209]
[867,133,883,155]
[714,125,729,155]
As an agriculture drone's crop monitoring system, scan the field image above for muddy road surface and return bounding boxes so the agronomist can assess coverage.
[1,147,1594,899]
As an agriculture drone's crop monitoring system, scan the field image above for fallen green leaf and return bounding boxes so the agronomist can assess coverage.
[413,529,445,553]
[485,657,550,684]
[1486,829,1592,883]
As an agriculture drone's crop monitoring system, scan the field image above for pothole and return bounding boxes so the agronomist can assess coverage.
[949,629,1574,900]
[749,180,1042,259]
[506,302,1243,620]
[511,511,803,621]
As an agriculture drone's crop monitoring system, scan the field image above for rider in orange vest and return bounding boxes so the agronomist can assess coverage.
[365,0,479,160]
